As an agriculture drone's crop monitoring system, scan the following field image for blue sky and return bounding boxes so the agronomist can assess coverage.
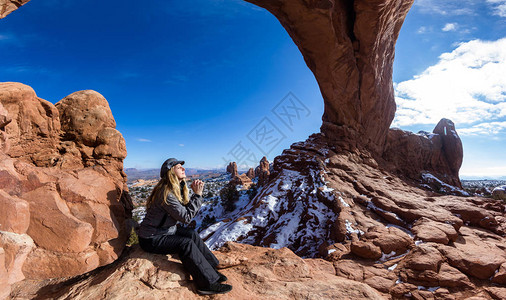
[1,0,505,178]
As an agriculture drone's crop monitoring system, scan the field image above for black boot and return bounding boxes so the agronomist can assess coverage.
[216,270,228,282]
[197,282,232,295]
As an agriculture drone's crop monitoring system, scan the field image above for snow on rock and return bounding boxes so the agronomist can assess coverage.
[200,138,338,257]
[492,185,506,200]
[421,172,469,196]
[345,220,364,235]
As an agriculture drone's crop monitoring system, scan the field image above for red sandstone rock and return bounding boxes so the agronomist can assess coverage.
[0,190,29,234]
[255,156,270,186]
[226,161,238,177]
[0,247,9,300]
[433,119,463,177]
[246,167,255,179]
[0,83,60,167]
[492,262,506,285]
[229,173,253,189]
[247,0,413,156]
[0,231,35,285]
[401,244,443,273]
[0,0,30,19]
[0,102,11,128]
[0,82,132,288]
[12,243,386,299]
[383,119,463,189]
[492,185,506,201]
[412,217,458,245]
[351,239,383,260]
[204,133,505,298]
[435,227,506,280]
[485,286,506,300]
[437,263,474,288]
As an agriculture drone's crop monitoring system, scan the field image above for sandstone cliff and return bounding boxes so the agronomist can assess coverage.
[0,83,133,298]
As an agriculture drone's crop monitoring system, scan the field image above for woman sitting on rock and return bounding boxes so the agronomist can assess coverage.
[137,158,232,295]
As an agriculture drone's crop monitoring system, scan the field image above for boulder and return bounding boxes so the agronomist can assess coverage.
[0,231,35,285]
[491,262,506,285]
[492,185,506,201]
[412,217,458,245]
[436,231,506,280]
[0,82,132,285]
[383,119,463,190]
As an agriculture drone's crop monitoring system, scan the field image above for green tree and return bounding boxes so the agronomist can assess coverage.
[247,183,258,200]
[220,183,239,212]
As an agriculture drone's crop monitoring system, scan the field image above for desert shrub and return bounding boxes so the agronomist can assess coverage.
[126,227,139,246]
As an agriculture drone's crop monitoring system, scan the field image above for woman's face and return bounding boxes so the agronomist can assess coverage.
[173,164,186,181]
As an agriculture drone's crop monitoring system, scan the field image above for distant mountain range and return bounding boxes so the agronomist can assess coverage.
[125,167,232,183]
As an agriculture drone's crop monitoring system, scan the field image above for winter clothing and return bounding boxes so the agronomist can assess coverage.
[160,158,185,178]
[137,185,224,290]
[137,187,200,238]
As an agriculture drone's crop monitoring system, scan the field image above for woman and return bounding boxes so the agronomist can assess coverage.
[137,158,232,295]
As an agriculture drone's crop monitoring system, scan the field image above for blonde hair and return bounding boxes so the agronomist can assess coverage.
[146,166,189,208]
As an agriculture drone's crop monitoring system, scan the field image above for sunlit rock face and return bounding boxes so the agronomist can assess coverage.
[11,243,385,300]
[383,118,464,189]
[0,0,30,18]
[246,0,413,155]
[0,83,132,289]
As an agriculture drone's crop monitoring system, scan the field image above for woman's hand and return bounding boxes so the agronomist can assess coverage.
[191,179,204,196]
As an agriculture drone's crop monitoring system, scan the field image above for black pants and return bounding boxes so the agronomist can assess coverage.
[139,227,220,288]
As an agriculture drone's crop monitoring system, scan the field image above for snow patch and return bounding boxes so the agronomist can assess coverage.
[386,224,414,238]
[379,250,410,262]
[368,202,402,221]
[492,185,506,193]
[421,172,470,196]
[418,286,440,292]
[204,219,253,249]
[339,196,350,208]
[345,220,364,235]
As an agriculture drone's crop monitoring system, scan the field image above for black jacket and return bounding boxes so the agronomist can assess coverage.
[137,189,203,238]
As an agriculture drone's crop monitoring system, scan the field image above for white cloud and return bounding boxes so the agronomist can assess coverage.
[487,0,506,17]
[442,23,458,32]
[178,144,184,147]
[137,138,152,142]
[417,26,428,34]
[414,0,477,16]
[393,38,506,136]
[458,121,506,136]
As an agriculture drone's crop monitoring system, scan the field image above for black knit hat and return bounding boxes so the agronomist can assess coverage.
[160,158,185,178]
